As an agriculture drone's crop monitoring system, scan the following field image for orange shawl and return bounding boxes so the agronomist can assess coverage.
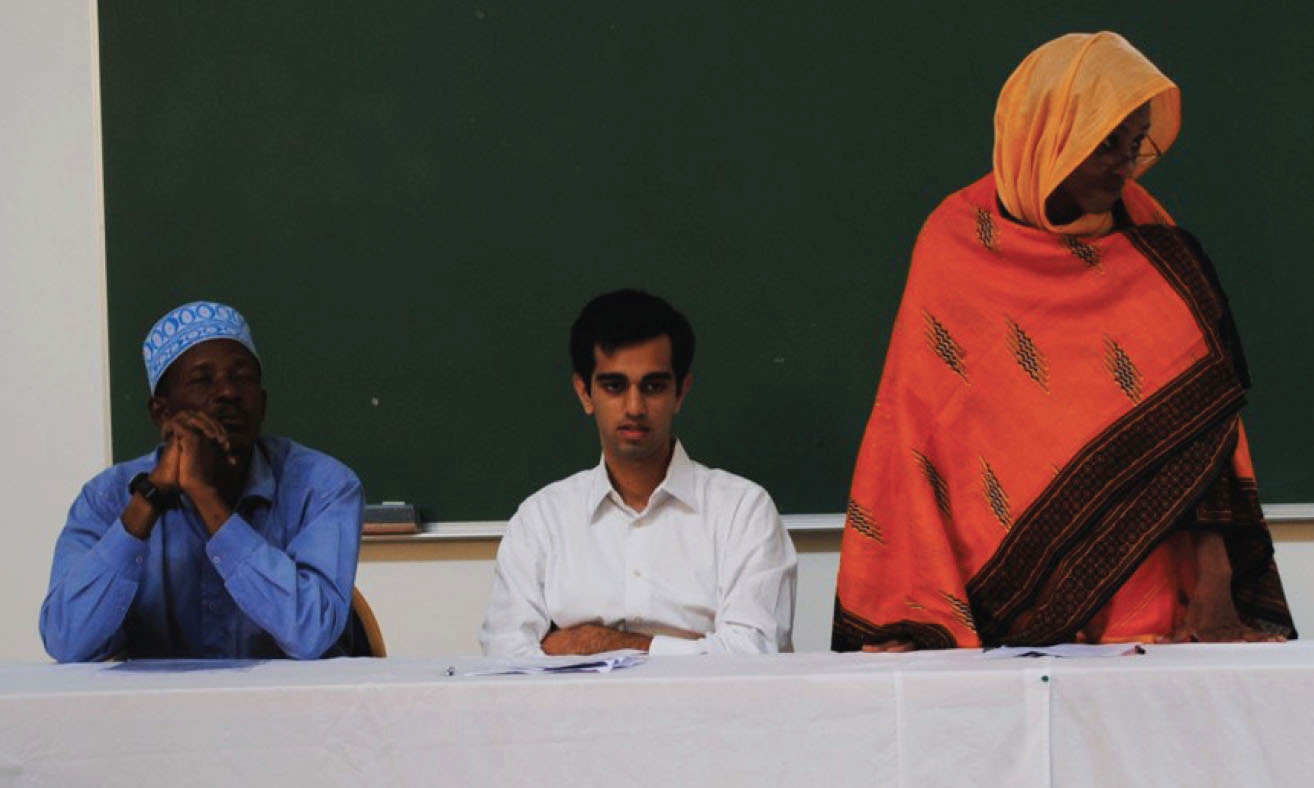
[832,175,1293,648]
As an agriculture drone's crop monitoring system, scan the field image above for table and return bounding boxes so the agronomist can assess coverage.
[2,644,1312,787]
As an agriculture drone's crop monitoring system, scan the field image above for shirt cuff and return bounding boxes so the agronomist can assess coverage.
[90,519,151,579]
[648,634,708,656]
[204,513,262,580]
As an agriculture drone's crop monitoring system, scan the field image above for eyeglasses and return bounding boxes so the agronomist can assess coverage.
[1094,133,1161,167]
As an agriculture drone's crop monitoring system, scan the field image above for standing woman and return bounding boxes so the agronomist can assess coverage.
[833,32,1294,650]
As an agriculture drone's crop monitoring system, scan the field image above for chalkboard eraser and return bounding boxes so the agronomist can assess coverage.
[363,503,420,535]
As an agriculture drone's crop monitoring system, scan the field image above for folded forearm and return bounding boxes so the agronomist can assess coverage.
[40,559,137,662]
[209,515,353,659]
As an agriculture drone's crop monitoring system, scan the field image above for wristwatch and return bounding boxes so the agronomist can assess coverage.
[129,472,176,511]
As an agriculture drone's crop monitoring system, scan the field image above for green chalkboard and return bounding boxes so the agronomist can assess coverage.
[101,3,1314,520]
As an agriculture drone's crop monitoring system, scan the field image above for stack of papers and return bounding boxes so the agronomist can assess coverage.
[461,650,648,676]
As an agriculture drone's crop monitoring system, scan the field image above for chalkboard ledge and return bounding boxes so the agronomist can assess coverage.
[361,506,1314,544]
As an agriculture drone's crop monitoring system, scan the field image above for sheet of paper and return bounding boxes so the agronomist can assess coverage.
[981,643,1146,660]
[460,650,648,676]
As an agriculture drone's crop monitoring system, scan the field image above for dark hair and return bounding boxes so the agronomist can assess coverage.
[570,289,695,392]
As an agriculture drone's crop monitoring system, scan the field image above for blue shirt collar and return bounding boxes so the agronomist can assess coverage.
[238,440,276,505]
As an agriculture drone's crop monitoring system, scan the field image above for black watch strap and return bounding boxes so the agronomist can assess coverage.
[129,472,176,511]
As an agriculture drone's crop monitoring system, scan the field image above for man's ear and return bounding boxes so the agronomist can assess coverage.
[572,374,595,415]
[147,395,170,426]
[674,373,693,413]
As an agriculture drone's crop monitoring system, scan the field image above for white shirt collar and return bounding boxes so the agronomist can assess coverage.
[586,439,698,518]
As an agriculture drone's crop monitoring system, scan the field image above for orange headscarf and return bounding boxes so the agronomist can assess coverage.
[993,31,1181,237]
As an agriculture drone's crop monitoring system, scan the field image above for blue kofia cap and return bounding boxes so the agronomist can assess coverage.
[142,301,259,392]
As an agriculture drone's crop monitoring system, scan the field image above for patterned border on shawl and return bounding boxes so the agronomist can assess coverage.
[966,226,1249,645]
[832,600,956,651]
[1122,227,1290,639]
[991,417,1239,644]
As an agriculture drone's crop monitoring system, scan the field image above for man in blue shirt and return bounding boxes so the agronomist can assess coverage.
[40,301,364,661]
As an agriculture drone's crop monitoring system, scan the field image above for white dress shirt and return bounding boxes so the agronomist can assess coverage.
[480,441,797,657]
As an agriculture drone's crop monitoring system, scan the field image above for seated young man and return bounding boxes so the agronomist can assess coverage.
[480,289,797,657]
[40,301,364,661]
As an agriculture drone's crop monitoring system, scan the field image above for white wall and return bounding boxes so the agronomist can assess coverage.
[0,0,110,662]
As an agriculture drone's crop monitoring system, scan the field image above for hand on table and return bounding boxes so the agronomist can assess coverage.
[1157,583,1285,644]
[1158,529,1285,644]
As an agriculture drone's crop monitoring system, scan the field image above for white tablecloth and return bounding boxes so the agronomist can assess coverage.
[2,643,1312,787]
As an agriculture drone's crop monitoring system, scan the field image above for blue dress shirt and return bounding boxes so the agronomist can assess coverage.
[40,437,364,662]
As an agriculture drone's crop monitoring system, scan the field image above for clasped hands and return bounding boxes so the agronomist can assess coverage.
[146,411,240,533]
